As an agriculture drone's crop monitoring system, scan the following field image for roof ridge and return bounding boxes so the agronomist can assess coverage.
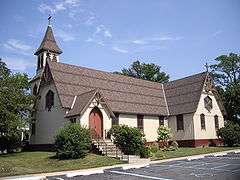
[48,61,165,86]
[165,72,207,84]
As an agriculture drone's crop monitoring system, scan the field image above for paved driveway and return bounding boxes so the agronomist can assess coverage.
[48,152,240,180]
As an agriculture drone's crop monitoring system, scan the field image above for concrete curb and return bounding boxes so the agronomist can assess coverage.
[1,148,239,179]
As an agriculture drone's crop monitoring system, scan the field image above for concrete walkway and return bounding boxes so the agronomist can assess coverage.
[2,149,240,180]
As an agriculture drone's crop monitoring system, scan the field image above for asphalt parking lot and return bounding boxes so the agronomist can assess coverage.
[48,152,240,180]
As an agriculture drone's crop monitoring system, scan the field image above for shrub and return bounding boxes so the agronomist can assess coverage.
[140,146,151,158]
[108,125,145,155]
[0,130,22,153]
[55,124,91,159]
[154,150,164,159]
[149,144,159,153]
[157,126,172,148]
[217,122,240,147]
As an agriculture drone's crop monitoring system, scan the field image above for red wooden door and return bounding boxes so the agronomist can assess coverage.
[89,107,103,138]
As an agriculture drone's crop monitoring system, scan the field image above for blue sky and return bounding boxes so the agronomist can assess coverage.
[0,0,239,80]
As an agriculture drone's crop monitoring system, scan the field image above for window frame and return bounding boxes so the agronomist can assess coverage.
[176,114,184,131]
[159,116,164,126]
[214,115,219,130]
[45,90,54,111]
[112,113,119,127]
[200,113,206,130]
[31,121,36,135]
[137,115,144,131]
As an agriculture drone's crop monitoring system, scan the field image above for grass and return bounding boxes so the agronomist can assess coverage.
[151,147,240,160]
[0,151,123,177]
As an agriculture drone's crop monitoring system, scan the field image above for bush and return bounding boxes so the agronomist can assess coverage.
[157,126,172,148]
[217,122,240,147]
[0,130,22,153]
[149,144,159,153]
[55,124,91,159]
[108,125,145,155]
[140,146,151,158]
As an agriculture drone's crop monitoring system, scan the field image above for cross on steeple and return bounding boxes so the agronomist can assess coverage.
[48,15,52,25]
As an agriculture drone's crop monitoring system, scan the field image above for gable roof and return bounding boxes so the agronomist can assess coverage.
[65,90,115,118]
[164,72,207,115]
[34,26,62,55]
[47,61,169,116]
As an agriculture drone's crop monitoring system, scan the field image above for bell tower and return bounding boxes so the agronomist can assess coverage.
[34,16,62,74]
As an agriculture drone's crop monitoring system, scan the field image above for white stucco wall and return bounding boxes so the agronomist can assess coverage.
[143,116,160,142]
[168,113,195,140]
[119,114,137,127]
[30,83,67,144]
[193,91,224,140]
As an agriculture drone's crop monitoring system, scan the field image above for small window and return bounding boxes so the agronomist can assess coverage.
[31,122,36,135]
[33,84,37,96]
[137,115,144,131]
[204,96,213,112]
[37,56,40,69]
[214,115,219,130]
[176,114,184,131]
[159,116,164,126]
[112,113,119,126]
[200,114,206,130]
[46,90,54,111]
[70,118,76,123]
[40,54,44,68]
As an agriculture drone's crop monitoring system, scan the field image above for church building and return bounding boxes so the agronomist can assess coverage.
[29,24,226,148]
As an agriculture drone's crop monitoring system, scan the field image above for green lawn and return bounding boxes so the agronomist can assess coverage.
[0,152,123,177]
[151,147,240,160]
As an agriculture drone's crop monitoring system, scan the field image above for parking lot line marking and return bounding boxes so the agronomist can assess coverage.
[212,164,230,169]
[109,170,174,180]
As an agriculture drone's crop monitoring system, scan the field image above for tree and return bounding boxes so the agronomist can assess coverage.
[0,58,33,153]
[217,122,240,147]
[210,53,240,124]
[114,60,170,83]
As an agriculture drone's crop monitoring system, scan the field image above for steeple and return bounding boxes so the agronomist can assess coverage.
[34,17,62,73]
[34,25,62,55]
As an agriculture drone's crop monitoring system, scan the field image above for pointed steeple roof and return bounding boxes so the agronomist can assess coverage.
[34,25,62,55]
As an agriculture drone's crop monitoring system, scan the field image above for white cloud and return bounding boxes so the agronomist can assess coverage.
[112,47,128,54]
[85,15,95,26]
[56,30,75,42]
[4,39,32,52]
[3,57,34,72]
[147,35,183,41]
[132,40,147,45]
[104,30,112,38]
[212,30,223,37]
[38,0,80,14]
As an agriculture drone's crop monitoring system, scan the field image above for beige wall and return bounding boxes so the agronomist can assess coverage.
[119,114,137,127]
[193,91,224,140]
[143,116,160,142]
[168,113,195,140]
[30,83,68,144]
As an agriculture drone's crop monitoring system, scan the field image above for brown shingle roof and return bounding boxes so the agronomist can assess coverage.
[164,72,207,115]
[34,26,62,55]
[47,61,168,116]
[65,90,96,118]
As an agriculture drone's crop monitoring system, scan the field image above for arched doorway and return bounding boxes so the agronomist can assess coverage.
[89,107,103,139]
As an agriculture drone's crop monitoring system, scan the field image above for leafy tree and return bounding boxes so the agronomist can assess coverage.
[217,121,240,147]
[210,53,240,124]
[55,123,91,159]
[115,60,169,83]
[0,58,32,153]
